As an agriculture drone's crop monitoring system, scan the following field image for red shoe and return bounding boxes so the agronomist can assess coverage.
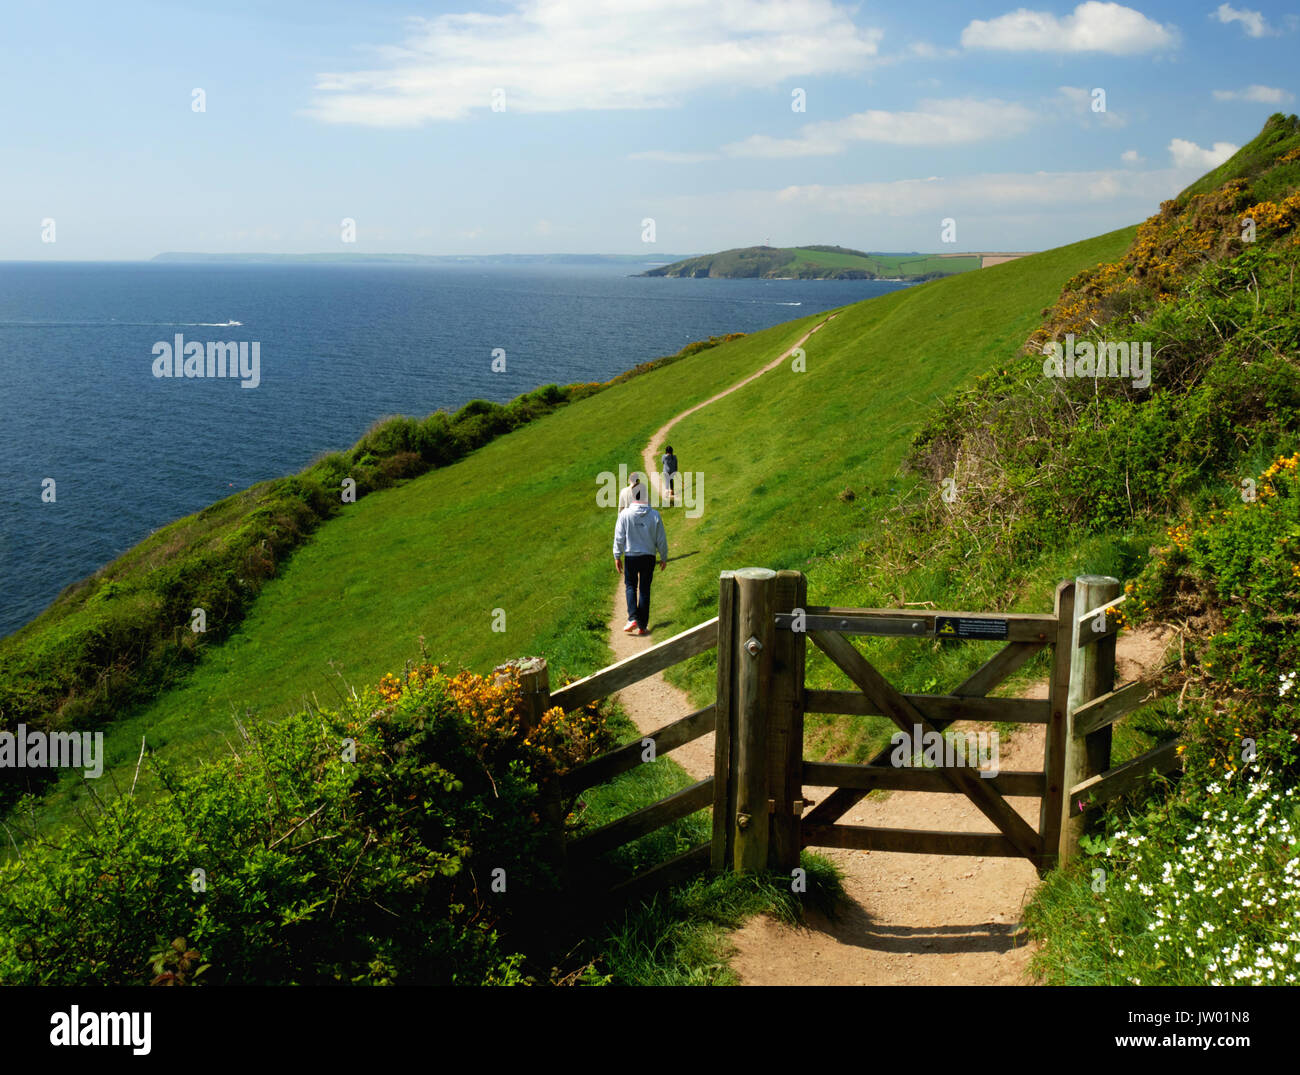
[635,627,650,636]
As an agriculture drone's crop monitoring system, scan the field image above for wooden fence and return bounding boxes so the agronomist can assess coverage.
[519,569,1183,899]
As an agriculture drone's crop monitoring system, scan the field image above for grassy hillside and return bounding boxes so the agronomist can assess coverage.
[641,244,983,280]
[17,315,824,830]
[643,227,1137,757]
[19,226,1132,835]
[790,247,982,277]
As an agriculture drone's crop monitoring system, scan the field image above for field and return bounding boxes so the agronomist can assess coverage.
[788,247,983,276]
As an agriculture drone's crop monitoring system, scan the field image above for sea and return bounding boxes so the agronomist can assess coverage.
[0,261,911,638]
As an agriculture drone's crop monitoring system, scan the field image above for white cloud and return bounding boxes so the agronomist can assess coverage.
[639,166,1191,250]
[1122,149,1143,163]
[720,98,1036,157]
[769,168,1184,215]
[962,2,1177,54]
[1168,137,1239,168]
[1212,3,1273,38]
[1212,85,1294,103]
[308,0,884,126]
[905,41,960,58]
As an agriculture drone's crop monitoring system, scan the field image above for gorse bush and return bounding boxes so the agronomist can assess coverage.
[870,118,1300,631]
[907,179,1300,571]
[0,664,612,985]
[1127,451,1300,779]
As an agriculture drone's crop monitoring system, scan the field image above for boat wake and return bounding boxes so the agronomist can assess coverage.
[0,319,243,327]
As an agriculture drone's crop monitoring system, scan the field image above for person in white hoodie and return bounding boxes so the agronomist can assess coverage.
[613,495,668,636]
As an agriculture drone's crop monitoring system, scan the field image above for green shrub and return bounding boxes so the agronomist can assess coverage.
[0,664,611,985]
[1128,448,1300,777]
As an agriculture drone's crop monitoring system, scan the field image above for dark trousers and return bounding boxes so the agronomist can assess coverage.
[623,554,656,629]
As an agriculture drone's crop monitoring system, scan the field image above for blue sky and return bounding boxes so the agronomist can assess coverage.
[3,0,1298,259]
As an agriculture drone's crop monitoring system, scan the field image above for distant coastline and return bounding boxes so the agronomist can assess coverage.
[637,244,1033,282]
[150,251,691,266]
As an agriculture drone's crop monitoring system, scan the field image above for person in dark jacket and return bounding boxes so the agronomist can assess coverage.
[661,445,679,507]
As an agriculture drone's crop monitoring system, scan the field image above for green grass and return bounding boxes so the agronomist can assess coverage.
[790,247,982,276]
[20,226,1136,839]
[588,850,844,985]
[21,313,830,834]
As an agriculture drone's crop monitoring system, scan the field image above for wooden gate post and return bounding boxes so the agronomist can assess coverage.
[768,570,807,874]
[493,656,552,732]
[1062,575,1120,865]
[1039,580,1075,872]
[493,657,564,872]
[732,568,777,873]
[711,572,738,872]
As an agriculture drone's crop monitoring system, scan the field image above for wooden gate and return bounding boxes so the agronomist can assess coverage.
[538,568,1182,901]
[729,569,1181,874]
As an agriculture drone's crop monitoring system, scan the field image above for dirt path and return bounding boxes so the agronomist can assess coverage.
[606,313,837,776]
[602,311,1173,985]
[640,314,837,494]
[727,625,1173,986]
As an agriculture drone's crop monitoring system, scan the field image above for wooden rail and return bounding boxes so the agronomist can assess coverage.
[802,823,1022,857]
[804,689,1049,724]
[1069,740,1180,815]
[776,606,1056,643]
[567,778,714,862]
[549,617,717,713]
[803,761,1046,797]
[538,569,1186,904]
[1072,667,1179,737]
[560,705,715,796]
[608,842,711,901]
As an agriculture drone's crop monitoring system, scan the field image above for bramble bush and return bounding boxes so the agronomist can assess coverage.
[0,664,612,985]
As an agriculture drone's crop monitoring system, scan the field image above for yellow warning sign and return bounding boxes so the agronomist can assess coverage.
[935,616,1008,640]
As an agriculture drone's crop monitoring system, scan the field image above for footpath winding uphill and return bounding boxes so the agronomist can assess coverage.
[725,627,1168,986]
[604,315,837,785]
[601,314,1170,986]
